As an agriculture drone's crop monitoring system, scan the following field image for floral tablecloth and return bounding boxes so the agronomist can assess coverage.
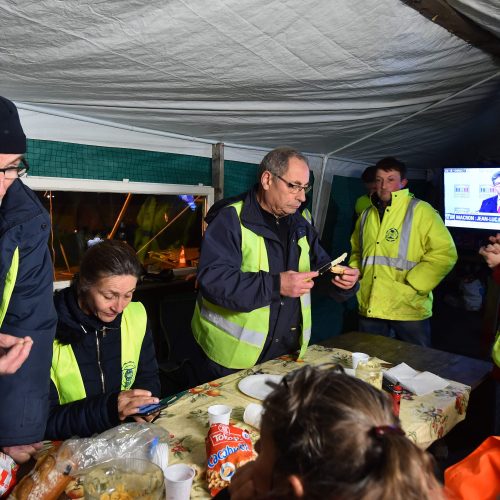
[154,344,470,499]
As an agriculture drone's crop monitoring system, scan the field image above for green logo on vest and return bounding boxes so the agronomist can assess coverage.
[122,361,136,389]
[385,228,399,242]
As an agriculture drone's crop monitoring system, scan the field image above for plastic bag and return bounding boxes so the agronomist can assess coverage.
[57,423,170,476]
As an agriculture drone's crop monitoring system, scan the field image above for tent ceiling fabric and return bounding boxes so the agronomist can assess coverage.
[1,0,500,169]
[446,0,500,38]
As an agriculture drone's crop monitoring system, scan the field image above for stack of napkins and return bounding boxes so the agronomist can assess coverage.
[384,362,449,396]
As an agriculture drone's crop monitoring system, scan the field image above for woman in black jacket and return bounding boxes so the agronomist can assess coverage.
[45,239,161,440]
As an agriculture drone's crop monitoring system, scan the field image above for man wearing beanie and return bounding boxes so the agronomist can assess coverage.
[0,97,57,464]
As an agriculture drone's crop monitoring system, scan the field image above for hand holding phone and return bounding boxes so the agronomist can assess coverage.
[132,391,188,418]
[117,389,159,421]
[133,398,171,417]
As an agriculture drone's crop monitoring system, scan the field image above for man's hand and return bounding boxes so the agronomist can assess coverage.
[331,266,360,290]
[0,334,33,375]
[479,233,500,268]
[2,442,43,464]
[280,271,318,298]
[117,389,159,421]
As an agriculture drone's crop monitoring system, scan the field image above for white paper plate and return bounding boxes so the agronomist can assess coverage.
[238,374,283,401]
[343,368,355,377]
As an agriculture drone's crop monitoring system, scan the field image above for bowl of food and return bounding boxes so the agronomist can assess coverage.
[83,458,165,500]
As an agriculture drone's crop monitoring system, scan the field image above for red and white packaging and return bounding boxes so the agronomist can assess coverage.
[0,451,18,498]
[205,423,254,497]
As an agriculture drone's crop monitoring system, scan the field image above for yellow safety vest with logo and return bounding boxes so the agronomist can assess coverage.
[50,302,147,404]
[192,201,312,369]
[350,190,457,321]
[0,248,20,327]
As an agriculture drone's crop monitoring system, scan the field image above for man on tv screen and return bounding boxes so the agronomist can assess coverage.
[479,171,500,213]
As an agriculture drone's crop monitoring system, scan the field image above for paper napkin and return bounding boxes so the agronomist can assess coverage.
[384,362,449,396]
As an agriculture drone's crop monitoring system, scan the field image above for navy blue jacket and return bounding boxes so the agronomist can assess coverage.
[0,179,57,447]
[479,195,499,213]
[196,187,356,363]
[44,286,160,440]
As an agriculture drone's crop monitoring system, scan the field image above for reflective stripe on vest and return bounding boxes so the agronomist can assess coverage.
[192,201,312,369]
[197,294,267,348]
[301,208,313,225]
[0,247,19,327]
[50,302,147,404]
[297,236,312,359]
[360,198,420,270]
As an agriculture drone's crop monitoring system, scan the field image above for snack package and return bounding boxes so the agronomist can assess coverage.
[0,451,18,498]
[205,423,254,497]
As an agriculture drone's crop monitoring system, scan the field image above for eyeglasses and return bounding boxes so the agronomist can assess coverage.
[494,182,500,187]
[274,174,312,194]
[0,158,29,179]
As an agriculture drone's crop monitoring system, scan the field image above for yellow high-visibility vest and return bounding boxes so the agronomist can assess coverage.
[0,247,19,327]
[51,302,147,404]
[192,201,312,369]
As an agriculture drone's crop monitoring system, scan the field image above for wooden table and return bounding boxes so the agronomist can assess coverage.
[322,331,493,390]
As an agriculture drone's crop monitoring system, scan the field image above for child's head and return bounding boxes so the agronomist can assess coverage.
[253,365,442,500]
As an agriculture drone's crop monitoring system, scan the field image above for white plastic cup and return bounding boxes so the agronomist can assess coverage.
[164,464,195,500]
[352,352,370,369]
[243,403,263,430]
[207,404,232,425]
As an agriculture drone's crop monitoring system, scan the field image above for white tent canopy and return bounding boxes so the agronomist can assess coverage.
[447,0,500,38]
[2,0,500,174]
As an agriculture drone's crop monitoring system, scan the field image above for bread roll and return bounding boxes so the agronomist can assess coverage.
[331,265,345,275]
[11,448,73,500]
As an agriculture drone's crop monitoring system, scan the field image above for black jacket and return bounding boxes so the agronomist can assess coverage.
[0,180,57,447]
[44,286,160,440]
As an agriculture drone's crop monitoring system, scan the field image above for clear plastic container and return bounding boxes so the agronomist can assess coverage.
[355,358,383,390]
[83,458,165,500]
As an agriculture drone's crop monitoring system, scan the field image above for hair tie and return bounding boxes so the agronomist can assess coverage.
[372,425,405,438]
[87,237,104,248]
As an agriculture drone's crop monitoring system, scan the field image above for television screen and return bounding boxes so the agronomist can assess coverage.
[444,167,500,230]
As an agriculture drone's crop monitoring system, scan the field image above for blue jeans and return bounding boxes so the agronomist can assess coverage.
[358,316,432,347]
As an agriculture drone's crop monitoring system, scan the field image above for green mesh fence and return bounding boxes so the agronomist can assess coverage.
[26,139,212,186]
[224,160,259,196]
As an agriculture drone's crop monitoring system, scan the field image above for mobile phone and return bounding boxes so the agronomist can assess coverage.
[132,391,187,417]
[133,399,171,417]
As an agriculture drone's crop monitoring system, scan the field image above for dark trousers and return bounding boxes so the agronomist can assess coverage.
[359,316,432,347]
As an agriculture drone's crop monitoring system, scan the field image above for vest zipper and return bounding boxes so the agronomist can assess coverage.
[95,328,106,393]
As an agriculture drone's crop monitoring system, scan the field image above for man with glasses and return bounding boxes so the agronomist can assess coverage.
[0,97,57,465]
[479,171,500,213]
[190,146,359,382]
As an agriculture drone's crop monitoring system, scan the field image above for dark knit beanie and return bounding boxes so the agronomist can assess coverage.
[0,96,27,154]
